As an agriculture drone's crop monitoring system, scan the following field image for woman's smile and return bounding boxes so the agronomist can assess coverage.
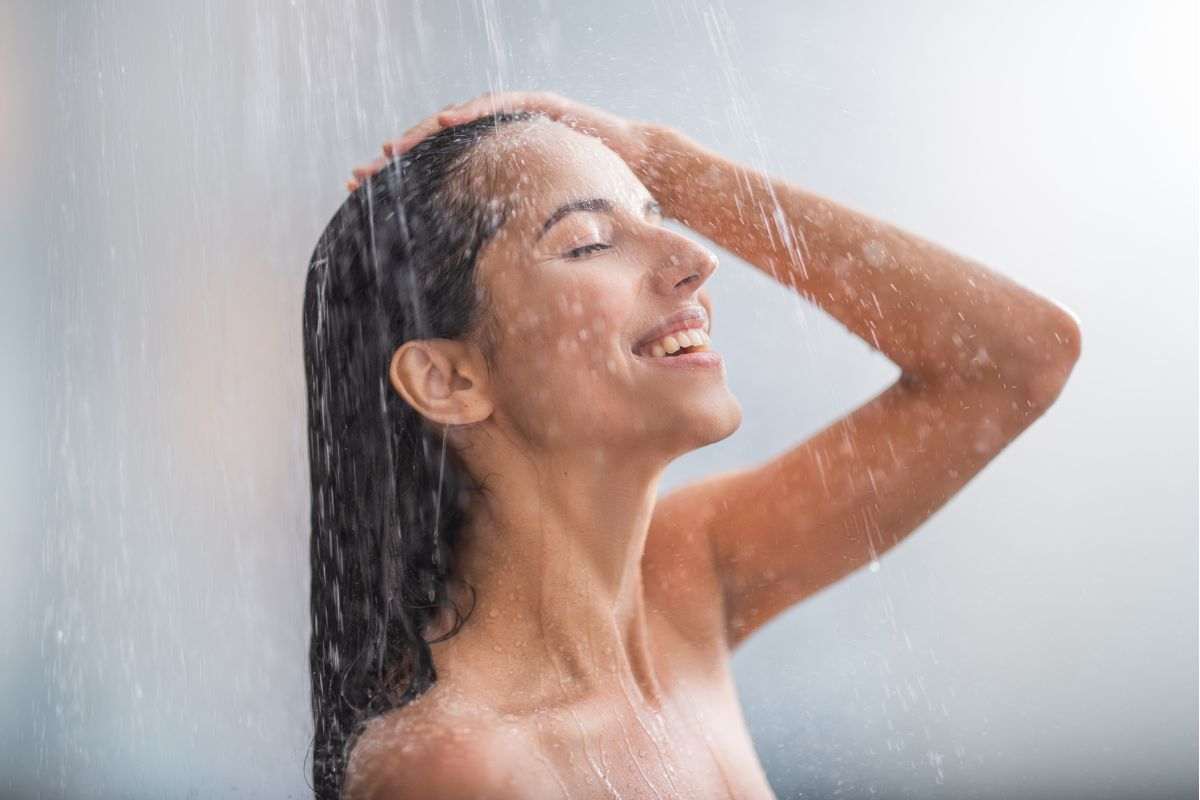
[633,348,724,370]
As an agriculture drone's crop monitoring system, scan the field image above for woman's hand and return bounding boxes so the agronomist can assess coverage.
[345,91,653,192]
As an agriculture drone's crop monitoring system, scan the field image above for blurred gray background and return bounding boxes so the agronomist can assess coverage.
[2,1,1196,798]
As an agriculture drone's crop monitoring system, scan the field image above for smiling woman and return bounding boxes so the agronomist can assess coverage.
[305,93,1080,800]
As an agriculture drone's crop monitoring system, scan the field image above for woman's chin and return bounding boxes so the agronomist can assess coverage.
[708,395,744,442]
[645,393,743,449]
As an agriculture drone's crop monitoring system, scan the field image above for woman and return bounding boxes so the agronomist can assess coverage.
[304,92,1081,799]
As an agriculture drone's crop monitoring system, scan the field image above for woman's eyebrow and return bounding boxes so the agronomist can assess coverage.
[536,197,659,241]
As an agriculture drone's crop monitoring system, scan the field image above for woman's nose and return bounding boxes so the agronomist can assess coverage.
[653,232,719,294]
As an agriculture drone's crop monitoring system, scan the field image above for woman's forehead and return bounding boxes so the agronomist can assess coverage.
[478,122,648,229]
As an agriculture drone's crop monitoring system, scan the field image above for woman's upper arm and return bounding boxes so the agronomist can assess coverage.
[661,375,1050,650]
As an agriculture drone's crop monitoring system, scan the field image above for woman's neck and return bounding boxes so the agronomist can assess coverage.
[431,442,668,710]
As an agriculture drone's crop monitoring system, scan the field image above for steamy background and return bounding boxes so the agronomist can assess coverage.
[2,1,1196,798]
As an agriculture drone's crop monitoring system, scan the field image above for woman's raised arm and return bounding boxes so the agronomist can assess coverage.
[632,122,1080,398]
[351,93,1083,647]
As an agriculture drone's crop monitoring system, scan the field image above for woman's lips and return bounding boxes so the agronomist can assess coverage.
[632,350,723,369]
[633,306,709,353]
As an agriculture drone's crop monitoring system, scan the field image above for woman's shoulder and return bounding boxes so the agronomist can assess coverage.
[343,690,534,800]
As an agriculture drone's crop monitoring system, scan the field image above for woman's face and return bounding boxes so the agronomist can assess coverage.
[467,119,742,459]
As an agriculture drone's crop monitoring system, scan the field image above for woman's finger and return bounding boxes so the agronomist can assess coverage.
[378,91,570,164]
[390,117,445,155]
[440,91,568,128]
[352,157,386,178]
[348,92,611,193]
[440,90,522,124]
[347,156,391,189]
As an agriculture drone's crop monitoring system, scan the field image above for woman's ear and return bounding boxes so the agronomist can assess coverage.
[388,339,493,426]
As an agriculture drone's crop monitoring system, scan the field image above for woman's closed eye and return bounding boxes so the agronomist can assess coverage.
[564,242,613,259]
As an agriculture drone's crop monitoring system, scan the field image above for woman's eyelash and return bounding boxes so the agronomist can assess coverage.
[565,243,612,259]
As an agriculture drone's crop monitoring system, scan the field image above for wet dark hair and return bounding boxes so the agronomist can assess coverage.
[301,111,536,800]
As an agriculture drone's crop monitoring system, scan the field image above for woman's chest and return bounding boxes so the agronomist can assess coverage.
[513,670,778,800]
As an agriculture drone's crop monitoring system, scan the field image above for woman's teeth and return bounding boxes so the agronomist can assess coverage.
[639,328,711,358]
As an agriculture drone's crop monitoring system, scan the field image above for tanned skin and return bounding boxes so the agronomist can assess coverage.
[339,92,1081,800]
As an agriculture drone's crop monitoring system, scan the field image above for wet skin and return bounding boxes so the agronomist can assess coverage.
[347,121,763,798]
[347,526,777,799]
[343,96,1081,798]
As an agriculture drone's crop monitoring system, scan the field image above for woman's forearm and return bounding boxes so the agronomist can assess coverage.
[634,124,1081,403]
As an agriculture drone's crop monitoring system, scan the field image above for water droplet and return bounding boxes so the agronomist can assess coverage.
[861,239,889,269]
